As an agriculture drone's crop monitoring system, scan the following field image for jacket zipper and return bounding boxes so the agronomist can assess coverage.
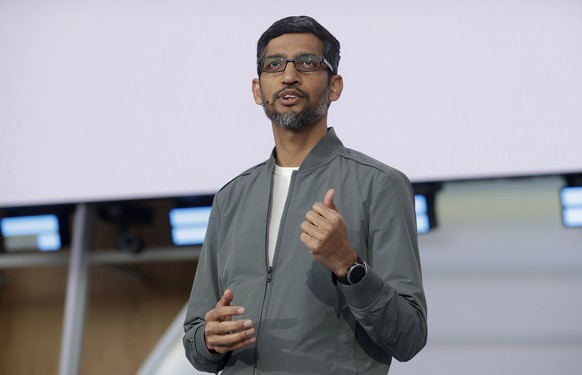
[252,170,297,375]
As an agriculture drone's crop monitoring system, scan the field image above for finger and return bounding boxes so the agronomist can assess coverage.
[300,219,312,234]
[207,328,257,354]
[323,188,337,211]
[207,333,256,354]
[302,216,331,243]
[213,335,257,353]
[207,319,253,336]
[217,289,234,308]
[300,232,316,249]
[206,320,256,353]
[227,335,257,352]
[205,305,245,323]
[206,289,243,323]
[303,210,326,229]
[216,289,235,322]
[305,206,339,235]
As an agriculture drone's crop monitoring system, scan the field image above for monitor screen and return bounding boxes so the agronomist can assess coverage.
[169,206,212,246]
[1,214,62,251]
[415,195,430,234]
[561,187,582,228]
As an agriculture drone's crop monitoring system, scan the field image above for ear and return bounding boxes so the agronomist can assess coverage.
[328,74,343,102]
[252,78,263,105]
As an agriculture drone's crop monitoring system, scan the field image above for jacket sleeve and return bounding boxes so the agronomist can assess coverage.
[183,202,231,373]
[340,170,428,362]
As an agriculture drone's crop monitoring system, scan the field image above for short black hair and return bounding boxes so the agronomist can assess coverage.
[256,15,341,77]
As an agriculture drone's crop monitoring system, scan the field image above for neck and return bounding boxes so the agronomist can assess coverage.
[272,123,328,167]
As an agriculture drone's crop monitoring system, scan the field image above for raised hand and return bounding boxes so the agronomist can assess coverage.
[204,289,256,354]
[300,189,358,276]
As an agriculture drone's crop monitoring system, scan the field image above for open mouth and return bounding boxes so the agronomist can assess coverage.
[277,89,305,106]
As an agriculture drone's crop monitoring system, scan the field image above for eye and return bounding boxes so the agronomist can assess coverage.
[262,57,285,71]
[296,55,320,71]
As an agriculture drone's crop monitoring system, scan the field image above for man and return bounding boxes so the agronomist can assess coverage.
[183,15,427,374]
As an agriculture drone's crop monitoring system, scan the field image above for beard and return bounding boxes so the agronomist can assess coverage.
[261,85,330,131]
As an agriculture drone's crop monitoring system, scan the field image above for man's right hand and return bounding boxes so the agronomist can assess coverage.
[204,289,256,354]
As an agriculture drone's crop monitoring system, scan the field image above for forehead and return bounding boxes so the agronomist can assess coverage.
[264,33,325,57]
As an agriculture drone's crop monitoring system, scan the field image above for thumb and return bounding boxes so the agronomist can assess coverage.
[323,188,338,211]
[217,289,234,321]
[218,289,234,307]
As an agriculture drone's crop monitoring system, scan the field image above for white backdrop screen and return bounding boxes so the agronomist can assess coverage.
[1,0,581,207]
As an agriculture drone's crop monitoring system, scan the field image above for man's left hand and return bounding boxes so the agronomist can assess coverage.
[300,188,358,276]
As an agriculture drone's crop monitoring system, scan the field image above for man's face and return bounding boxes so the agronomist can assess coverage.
[252,33,341,131]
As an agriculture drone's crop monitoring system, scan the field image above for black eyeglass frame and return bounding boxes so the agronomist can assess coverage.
[258,54,335,74]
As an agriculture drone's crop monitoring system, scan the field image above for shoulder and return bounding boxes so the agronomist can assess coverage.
[215,159,270,197]
[336,149,416,214]
[339,147,411,185]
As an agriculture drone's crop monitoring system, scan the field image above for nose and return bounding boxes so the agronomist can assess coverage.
[281,60,301,85]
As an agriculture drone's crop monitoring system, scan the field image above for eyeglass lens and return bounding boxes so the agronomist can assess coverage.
[261,54,323,73]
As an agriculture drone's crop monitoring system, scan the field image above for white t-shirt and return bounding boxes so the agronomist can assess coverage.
[268,165,298,266]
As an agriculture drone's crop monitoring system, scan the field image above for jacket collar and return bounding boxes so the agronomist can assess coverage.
[267,127,344,172]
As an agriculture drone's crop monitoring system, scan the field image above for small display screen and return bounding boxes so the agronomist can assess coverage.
[1,214,62,251]
[561,186,582,228]
[169,206,212,246]
[415,195,430,234]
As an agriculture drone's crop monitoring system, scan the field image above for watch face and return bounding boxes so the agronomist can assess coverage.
[348,263,366,284]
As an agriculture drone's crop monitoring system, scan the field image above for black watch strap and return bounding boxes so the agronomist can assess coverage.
[336,256,367,285]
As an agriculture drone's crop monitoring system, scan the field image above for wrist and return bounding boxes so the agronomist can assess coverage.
[335,254,367,285]
[333,252,359,277]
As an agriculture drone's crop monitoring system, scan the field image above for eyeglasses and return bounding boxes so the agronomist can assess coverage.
[258,54,334,74]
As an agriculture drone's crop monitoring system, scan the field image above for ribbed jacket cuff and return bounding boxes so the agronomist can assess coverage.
[194,324,227,362]
[340,266,385,310]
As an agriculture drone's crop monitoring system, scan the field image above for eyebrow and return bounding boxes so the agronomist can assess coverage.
[263,51,321,59]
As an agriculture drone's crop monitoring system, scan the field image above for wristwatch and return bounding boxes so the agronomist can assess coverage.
[336,256,367,285]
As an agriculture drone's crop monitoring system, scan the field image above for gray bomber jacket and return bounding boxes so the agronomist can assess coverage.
[183,128,427,374]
